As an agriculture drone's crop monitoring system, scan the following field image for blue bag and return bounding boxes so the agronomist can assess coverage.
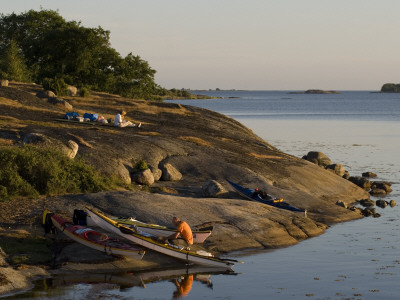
[63,112,79,119]
[83,113,98,121]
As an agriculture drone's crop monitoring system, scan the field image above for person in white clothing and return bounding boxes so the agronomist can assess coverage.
[114,110,141,127]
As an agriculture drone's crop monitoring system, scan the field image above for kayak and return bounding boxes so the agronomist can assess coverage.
[113,218,212,244]
[51,265,234,289]
[85,207,238,269]
[44,211,145,260]
[226,179,306,215]
[79,209,212,243]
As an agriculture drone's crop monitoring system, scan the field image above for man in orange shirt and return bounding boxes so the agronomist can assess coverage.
[162,217,193,246]
[173,274,193,299]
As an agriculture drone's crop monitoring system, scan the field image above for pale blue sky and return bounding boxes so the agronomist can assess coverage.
[3,1,400,90]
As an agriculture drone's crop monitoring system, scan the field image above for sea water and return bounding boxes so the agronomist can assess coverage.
[7,91,400,299]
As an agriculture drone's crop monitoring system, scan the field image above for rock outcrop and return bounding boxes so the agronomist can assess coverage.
[202,180,228,197]
[303,151,332,167]
[0,83,371,248]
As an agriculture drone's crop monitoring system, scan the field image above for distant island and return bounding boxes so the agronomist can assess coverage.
[381,83,400,93]
[289,89,340,94]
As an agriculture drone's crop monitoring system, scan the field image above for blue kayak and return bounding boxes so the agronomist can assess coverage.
[226,179,306,214]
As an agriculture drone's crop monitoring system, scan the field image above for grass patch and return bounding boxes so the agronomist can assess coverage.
[0,138,15,146]
[248,152,283,159]
[219,137,234,142]
[137,131,161,136]
[178,136,211,147]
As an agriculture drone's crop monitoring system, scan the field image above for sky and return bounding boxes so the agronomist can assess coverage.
[2,0,400,90]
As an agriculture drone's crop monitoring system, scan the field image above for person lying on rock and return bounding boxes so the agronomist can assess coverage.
[252,188,271,199]
[114,110,141,127]
[253,188,283,202]
[160,217,193,249]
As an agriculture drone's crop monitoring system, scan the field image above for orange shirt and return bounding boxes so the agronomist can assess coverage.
[177,275,193,298]
[177,221,193,245]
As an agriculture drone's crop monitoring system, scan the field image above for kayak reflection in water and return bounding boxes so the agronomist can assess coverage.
[173,274,193,299]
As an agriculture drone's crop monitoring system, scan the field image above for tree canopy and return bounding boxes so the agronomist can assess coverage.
[381,83,400,93]
[0,9,163,99]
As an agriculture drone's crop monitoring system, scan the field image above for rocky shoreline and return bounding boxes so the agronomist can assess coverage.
[0,82,373,296]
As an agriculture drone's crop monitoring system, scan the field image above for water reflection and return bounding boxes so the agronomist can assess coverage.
[7,266,235,299]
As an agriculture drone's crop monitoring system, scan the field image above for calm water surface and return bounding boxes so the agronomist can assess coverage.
[7,91,400,299]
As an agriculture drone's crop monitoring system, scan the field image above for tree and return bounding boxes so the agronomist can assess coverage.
[0,9,174,99]
[0,39,30,81]
[381,83,400,93]
[114,53,157,98]
[0,10,157,98]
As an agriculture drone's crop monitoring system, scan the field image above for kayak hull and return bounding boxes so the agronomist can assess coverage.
[49,213,145,260]
[227,179,306,213]
[85,207,235,269]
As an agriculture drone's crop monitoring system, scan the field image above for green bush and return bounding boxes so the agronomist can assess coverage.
[79,87,90,97]
[0,146,113,200]
[42,77,68,96]
[134,159,148,171]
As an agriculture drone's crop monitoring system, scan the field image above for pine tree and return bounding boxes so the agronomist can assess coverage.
[0,40,31,82]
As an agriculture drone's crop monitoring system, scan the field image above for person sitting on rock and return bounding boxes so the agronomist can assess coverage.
[114,110,141,127]
[161,217,193,248]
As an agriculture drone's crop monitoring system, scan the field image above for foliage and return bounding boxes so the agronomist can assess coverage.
[134,159,149,171]
[0,146,113,201]
[381,83,400,93]
[0,39,31,81]
[169,88,191,98]
[79,86,90,97]
[42,77,68,96]
[0,9,161,99]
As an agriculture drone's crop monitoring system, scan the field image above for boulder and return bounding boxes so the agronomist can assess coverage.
[362,171,377,178]
[64,140,79,159]
[342,171,350,179]
[359,199,375,207]
[36,90,56,98]
[303,151,332,167]
[335,200,347,209]
[389,200,397,207]
[371,181,392,194]
[362,207,376,217]
[326,164,346,177]
[67,85,78,97]
[132,168,155,186]
[349,176,371,190]
[114,161,132,185]
[375,200,388,208]
[160,163,182,181]
[370,188,387,196]
[48,97,73,110]
[0,80,9,87]
[22,133,50,145]
[22,133,80,161]
[202,180,228,198]
[149,166,162,181]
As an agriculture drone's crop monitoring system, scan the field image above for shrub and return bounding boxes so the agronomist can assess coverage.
[42,77,68,96]
[79,87,90,97]
[134,159,148,171]
[0,146,113,200]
